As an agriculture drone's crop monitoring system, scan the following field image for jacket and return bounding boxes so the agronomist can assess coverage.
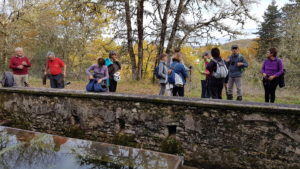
[170,59,188,84]
[227,54,248,78]
[206,57,225,83]
[158,61,168,84]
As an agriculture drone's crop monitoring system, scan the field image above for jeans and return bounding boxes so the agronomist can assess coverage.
[159,83,166,96]
[201,80,211,98]
[109,79,118,92]
[263,78,279,103]
[50,74,64,88]
[173,86,184,97]
[227,77,242,97]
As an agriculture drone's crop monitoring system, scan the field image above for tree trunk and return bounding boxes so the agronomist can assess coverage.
[165,0,190,55]
[152,0,172,83]
[137,0,144,80]
[124,0,137,80]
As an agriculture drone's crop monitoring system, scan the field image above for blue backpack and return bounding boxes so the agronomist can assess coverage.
[1,72,14,87]
[154,65,162,79]
[86,79,107,92]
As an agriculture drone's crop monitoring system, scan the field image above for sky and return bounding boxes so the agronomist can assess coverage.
[221,0,290,43]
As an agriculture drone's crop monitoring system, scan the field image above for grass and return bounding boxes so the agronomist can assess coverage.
[28,77,300,105]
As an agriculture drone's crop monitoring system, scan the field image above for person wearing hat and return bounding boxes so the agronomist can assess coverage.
[226,45,248,101]
[199,51,211,98]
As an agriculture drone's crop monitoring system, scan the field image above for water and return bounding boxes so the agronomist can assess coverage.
[0,126,182,169]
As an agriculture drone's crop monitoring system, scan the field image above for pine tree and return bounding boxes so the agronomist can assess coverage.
[256,0,282,61]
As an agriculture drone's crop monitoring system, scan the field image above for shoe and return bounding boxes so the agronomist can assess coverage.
[227,94,233,100]
[237,96,242,101]
[65,82,71,86]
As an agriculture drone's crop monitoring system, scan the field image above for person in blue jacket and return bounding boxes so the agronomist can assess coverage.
[170,52,188,97]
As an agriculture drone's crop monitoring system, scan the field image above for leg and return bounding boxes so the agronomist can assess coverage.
[227,77,234,100]
[235,77,242,100]
[205,80,211,98]
[263,79,270,103]
[23,75,29,87]
[270,79,279,103]
[50,75,57,88]
[13,75,22,87]
[201,80,206,98]
[172,86,178,96]
[109,79,117,92]
[178,86,184,97]
[159,83,166,96]
[217,82,224,99]
[57,74,65,89]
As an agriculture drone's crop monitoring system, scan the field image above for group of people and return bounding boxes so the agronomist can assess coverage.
[7,44,284,103]
[8,48,121,92]
[157,45,284,103]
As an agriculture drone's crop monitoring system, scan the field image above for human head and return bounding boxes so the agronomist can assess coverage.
[174,47,181,53]
[97,57,105,67]
[159,53,168,62]
[109,51,117,61]
[267,48,277,58]
[231,45,239,55]
[47,51,55,60]
[202,51,210,60]
[211,48,220,58]
[15,47,24,57]
[173,52,183,61]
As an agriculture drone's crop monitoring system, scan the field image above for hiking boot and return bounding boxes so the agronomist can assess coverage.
[237,96,242,101]
[227,94,233,100]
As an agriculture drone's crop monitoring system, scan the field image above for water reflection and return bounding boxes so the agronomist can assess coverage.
[0,126,181,169]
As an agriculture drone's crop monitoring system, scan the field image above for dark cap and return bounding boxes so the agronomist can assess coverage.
[231,45,239,49]
[202,51,209,57]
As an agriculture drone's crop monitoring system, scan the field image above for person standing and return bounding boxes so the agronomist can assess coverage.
[261,48,284,103]
[158,53,169,96]
[107,51,121,92]
[206,48,227,99]
[44,52,67,89]
[170,53,188,97]
[226,45,248,101]
[199,51,211,98]
[9,47,31,87]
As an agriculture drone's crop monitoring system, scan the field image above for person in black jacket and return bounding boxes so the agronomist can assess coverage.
[206,48,226,99]
[108,51,121,92]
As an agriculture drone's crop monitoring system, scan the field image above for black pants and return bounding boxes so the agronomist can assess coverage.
[109,79,118,92]
[173,86,184,97]
[201,80,211,98]
[50,74,64,89]
[263,78,279,103]
[209,79,224,99]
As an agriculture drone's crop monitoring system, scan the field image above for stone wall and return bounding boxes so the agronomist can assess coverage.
[0,88,299,169]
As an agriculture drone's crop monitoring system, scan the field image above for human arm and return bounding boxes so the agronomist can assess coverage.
[86,65,95,79]
[22,57,31,67]
[181,64,188,79]
[9,57,22,69]
[273,60,284,78]
[158,63,167,79]
[237,56,248,68]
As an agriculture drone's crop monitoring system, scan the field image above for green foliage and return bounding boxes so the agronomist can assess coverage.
[161,137,183,155]
[256,1,282,61]
[111,134,136,147]
[63,125,85,139]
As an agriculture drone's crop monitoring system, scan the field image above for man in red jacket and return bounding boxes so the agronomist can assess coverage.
[9,47,31,87]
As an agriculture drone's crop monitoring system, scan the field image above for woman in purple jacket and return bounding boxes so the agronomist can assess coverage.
[86,58,109,86]
[261,48,284,103]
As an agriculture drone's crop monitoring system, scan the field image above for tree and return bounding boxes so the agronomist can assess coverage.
[256,0,282,61]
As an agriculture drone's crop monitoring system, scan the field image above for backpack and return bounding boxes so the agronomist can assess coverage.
[154,66,162,79]
[168,62,183,86]
[212,59,228,78]
[277,59,285,88]
[1,72,14,87]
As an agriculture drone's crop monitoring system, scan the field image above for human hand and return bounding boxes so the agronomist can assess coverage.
[268,75,275,81]
[22,61,27,66]
[89,75,94,80]
[168,70,172,74]
[237,62,244,66]
[97,79,103,83]
[205,71,210,75]
[17,65,24,69]
[263,73,267,77]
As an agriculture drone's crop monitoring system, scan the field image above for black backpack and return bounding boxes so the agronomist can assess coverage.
[1,72,15,87]
[277,59,285,88]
